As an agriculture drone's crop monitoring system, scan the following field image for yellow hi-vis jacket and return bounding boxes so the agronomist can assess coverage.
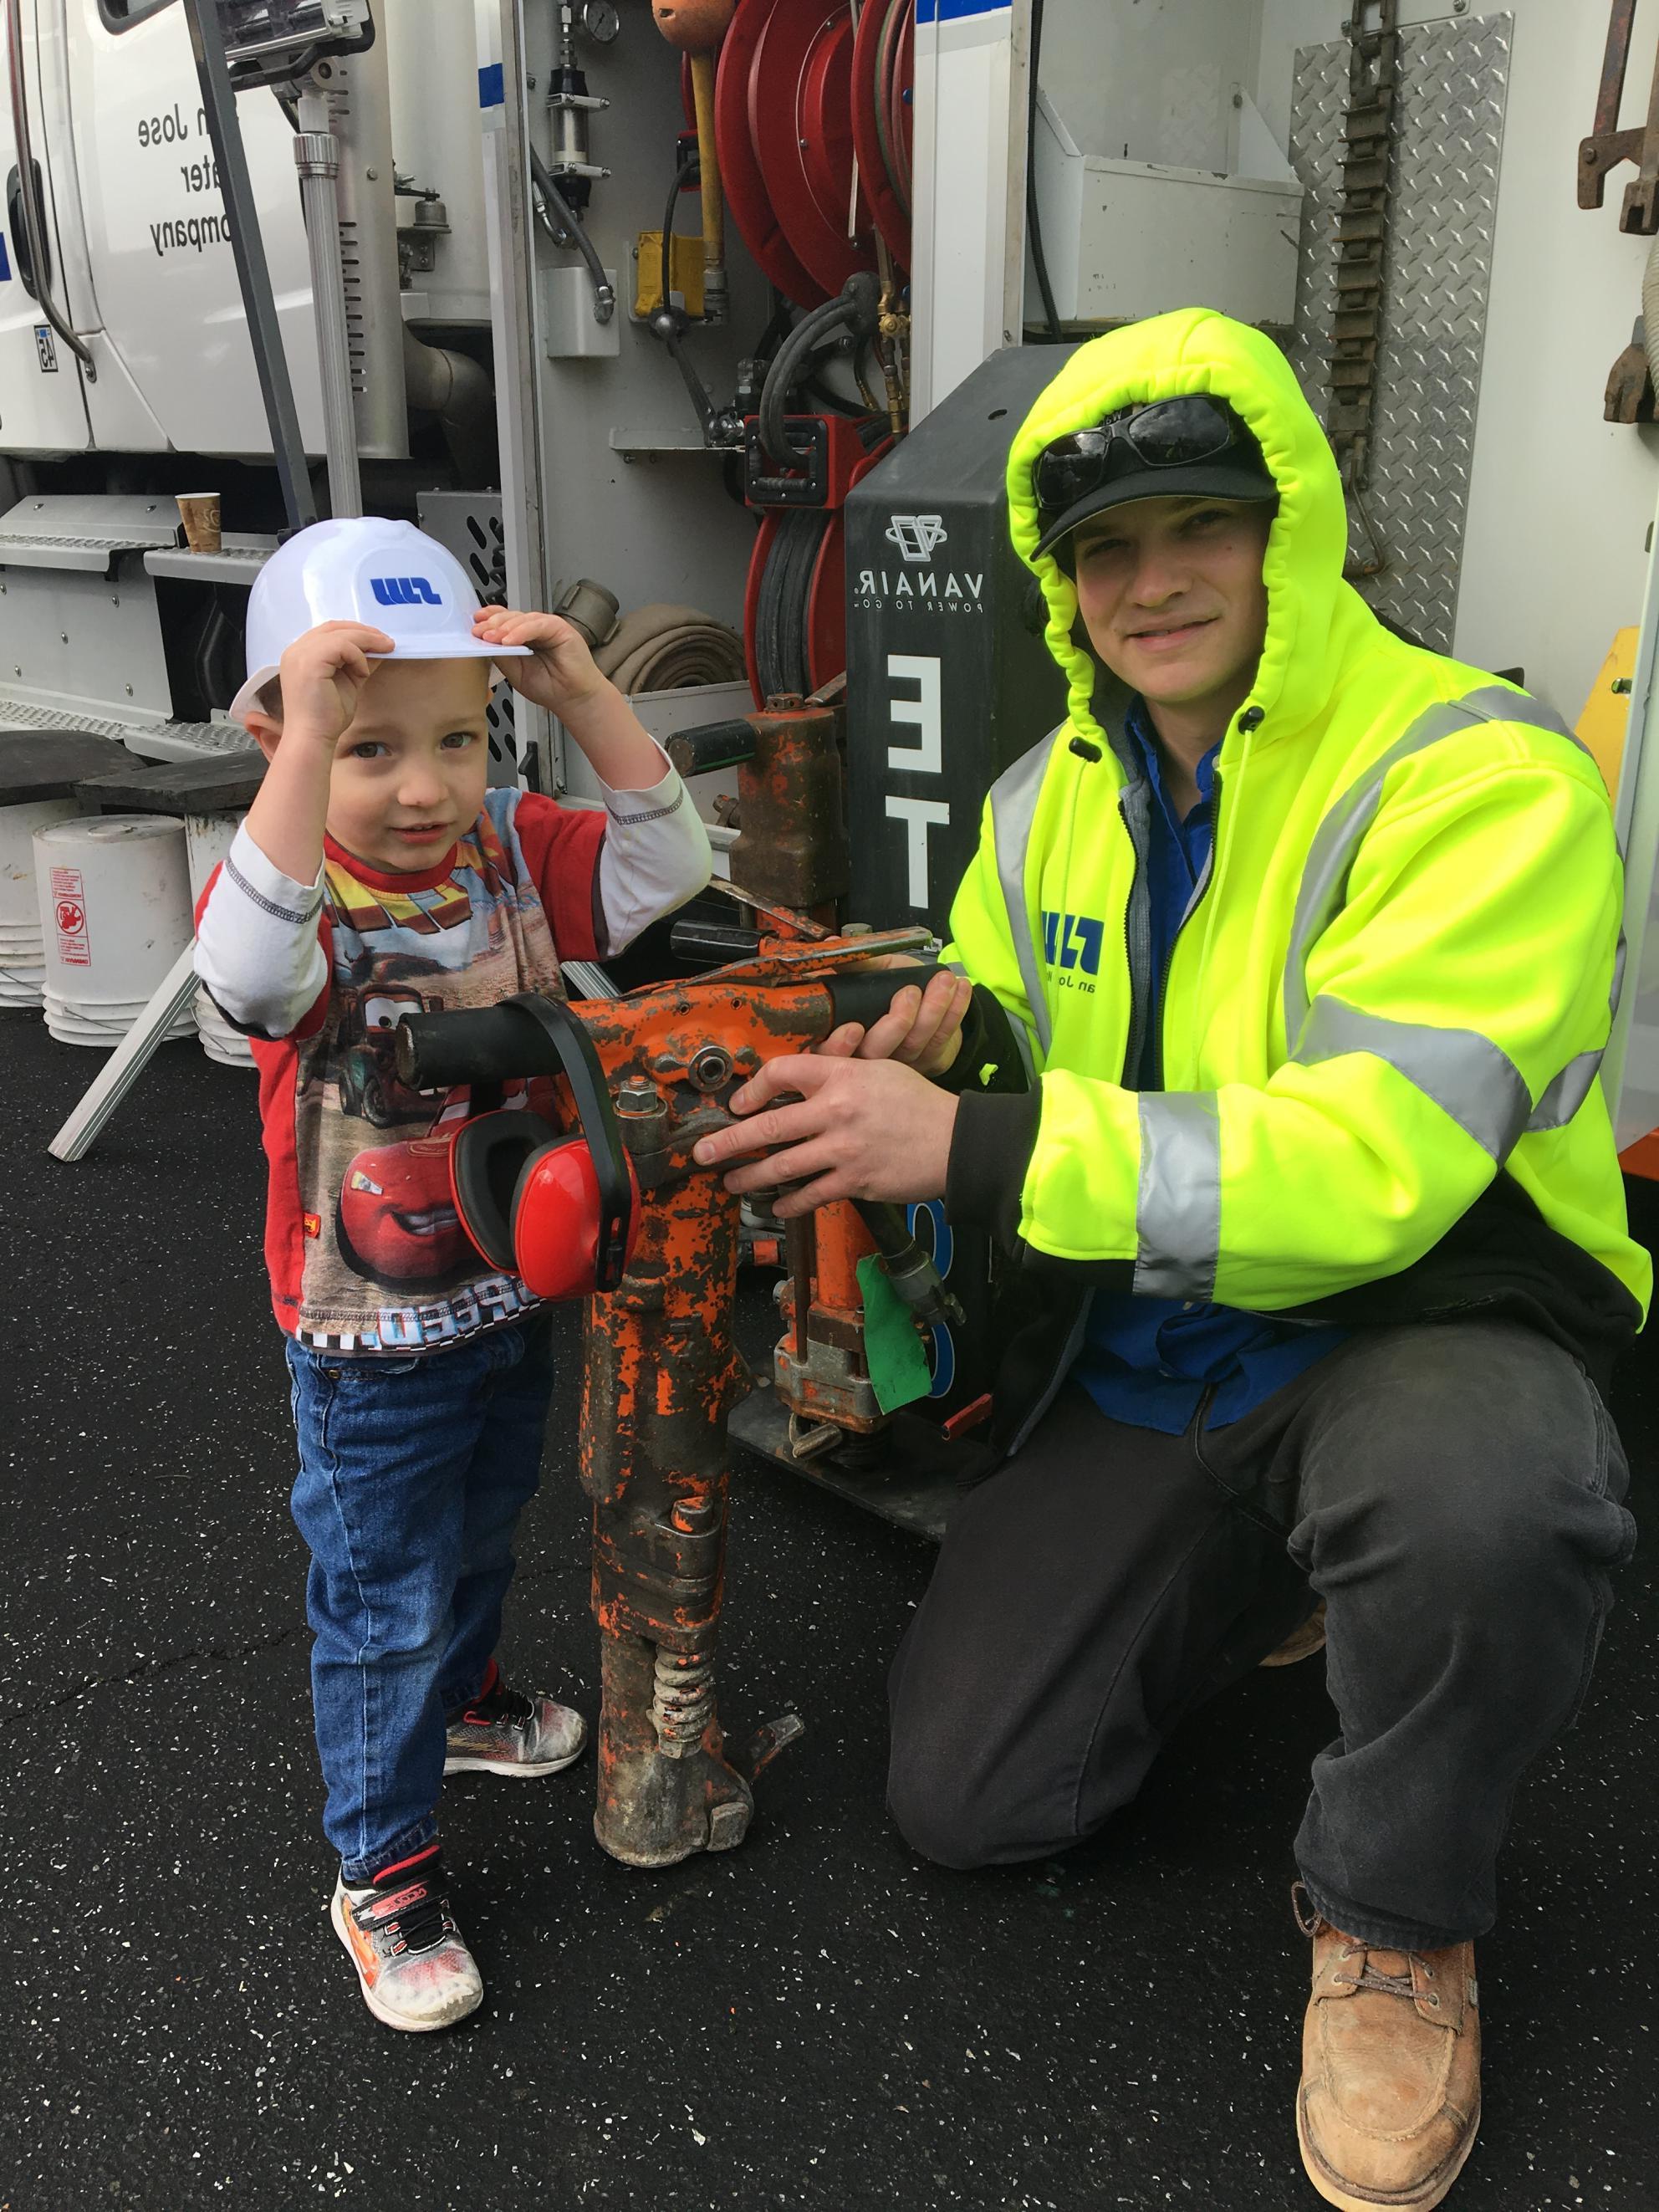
[939,309,1647,1433]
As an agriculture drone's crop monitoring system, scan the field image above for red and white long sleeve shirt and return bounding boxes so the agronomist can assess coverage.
[195,752,708,1355]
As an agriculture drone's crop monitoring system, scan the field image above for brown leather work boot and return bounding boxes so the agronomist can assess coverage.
[1294,1888,1481,2210]
[1260,1598,1328,1668]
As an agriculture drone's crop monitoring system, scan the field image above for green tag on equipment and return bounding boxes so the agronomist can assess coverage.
[856,1254,933,1413]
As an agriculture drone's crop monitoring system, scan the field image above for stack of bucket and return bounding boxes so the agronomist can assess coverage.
[0,795,80,1008]
[184,812,255,1069]
[33,814,197,1048]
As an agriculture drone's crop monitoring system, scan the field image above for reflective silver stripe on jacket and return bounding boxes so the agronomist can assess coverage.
[1282,685,1581,1045]
[1134,1092,1221,1299]
[1283,683,1608,1148]
[1290,996,1532,1160]
[988,728,1064,1058]
[1527,931,1623,1134]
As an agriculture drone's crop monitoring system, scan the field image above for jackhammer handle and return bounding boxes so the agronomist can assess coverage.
[395,1000,564,1091]
[665,718,758,776]
[396,965,949,1091]
[824,963,945,1032]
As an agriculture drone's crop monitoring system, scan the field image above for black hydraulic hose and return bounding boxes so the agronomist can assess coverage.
[661,146,696,321]
[759,297,852,463]
[529,142,615,324]
[855,1200,965,1330]
[759,279,881,466]
[1027,0,1063,342]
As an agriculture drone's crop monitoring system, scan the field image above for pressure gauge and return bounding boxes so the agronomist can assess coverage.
[582,0,620,41]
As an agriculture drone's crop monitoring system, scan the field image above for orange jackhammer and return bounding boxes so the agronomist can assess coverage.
[395,922,947,1868]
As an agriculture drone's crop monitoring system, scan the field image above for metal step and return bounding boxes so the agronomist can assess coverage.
[0,698,258,763]
[143,536,277,586]
[0,494,183,575]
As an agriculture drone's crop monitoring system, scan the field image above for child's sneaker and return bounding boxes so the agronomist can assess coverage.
[443,1658,588,1778]
[329,1845,483,2033]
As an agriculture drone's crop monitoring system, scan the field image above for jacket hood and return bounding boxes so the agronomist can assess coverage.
[1008,308,1355,744]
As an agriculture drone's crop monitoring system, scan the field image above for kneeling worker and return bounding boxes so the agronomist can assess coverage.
[696,307,1646,2208]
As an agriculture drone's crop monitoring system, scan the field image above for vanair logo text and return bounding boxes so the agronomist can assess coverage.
[370,575,442,607]
[855,515,984,616]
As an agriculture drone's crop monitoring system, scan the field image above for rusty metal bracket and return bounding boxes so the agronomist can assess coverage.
[1606,317,1658,423]
[1580,0,1659,234]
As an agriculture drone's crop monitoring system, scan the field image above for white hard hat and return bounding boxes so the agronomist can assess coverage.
[229,515,529,727]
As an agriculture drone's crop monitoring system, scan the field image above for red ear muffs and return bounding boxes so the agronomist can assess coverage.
[512,1136,642,1302]
[449,1111,559,1275]
[446,997,641,1301]
[449,1109,642,1300]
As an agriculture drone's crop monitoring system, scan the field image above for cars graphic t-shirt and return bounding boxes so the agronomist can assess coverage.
[195,759,708,1354]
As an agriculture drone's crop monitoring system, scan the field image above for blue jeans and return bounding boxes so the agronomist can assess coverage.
[285,1315,556,1884]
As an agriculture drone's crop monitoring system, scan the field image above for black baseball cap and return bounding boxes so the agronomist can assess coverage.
[1033,395,1279,563]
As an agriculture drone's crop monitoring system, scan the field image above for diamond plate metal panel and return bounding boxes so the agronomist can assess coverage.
[1288,14,1514,651]
[416,489,523,787]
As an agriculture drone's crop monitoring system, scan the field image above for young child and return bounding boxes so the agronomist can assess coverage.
[195,517,712,2031]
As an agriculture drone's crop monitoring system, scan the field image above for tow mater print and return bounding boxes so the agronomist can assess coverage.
[327,950,457,1127]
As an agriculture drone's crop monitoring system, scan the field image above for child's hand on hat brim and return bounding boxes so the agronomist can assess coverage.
[278,620,397,749]
[472,607,609,718]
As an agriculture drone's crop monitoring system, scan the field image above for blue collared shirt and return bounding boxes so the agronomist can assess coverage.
[1071,700,1348,1433]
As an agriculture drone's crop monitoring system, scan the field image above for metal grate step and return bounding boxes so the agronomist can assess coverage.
[0,698,259,763]
[0,494,184,574]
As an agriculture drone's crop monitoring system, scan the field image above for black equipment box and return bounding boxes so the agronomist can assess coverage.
[843,344,1076,935]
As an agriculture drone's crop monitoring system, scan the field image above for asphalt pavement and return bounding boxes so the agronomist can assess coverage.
[3,1014,1656,2212]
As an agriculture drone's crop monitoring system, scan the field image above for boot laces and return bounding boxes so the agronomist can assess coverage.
[1335,1955,1420,2000]
[1292,1881,1431,2000]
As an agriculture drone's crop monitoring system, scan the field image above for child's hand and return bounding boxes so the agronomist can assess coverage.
[278,621,396,748]
[817,963,973,1078]
[473,606,609,719]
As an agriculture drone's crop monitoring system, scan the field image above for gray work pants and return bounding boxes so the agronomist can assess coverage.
[886,1321,1635,1949]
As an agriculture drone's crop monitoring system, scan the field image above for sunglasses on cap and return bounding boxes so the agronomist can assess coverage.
[1033,396,1253,532]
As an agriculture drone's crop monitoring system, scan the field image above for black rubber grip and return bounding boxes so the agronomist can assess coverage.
[396,1002,565,1091]
[824,963,943,1032]
[665,718,758,776]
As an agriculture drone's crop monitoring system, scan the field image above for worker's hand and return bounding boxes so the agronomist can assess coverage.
[692,1055,958,1217]
[276,621,396,749]
[472,605,610,719]
[817,965,972,1076]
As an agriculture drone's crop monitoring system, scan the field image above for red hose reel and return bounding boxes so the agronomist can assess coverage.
[712,0,912,309]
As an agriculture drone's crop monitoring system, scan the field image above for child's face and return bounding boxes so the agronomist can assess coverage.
[320,656,493,874]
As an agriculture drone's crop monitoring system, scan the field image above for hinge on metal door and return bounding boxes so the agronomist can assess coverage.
[1329,2,1398,532]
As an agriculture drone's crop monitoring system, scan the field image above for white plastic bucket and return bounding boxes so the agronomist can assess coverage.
[33,814,197,1049]
[0,795,80,1004]
[184,810,256,1070]
[0,961,45,1007]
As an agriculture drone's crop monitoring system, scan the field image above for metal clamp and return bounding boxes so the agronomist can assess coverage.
[292,130,339,180]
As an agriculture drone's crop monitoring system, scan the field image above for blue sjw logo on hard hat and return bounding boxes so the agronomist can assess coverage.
[370,575,442,607]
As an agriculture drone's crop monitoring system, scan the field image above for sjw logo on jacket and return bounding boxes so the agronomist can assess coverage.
[1043,909,1104,981]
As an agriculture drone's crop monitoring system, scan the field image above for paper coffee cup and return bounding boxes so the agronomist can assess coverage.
[176,493,222,554]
